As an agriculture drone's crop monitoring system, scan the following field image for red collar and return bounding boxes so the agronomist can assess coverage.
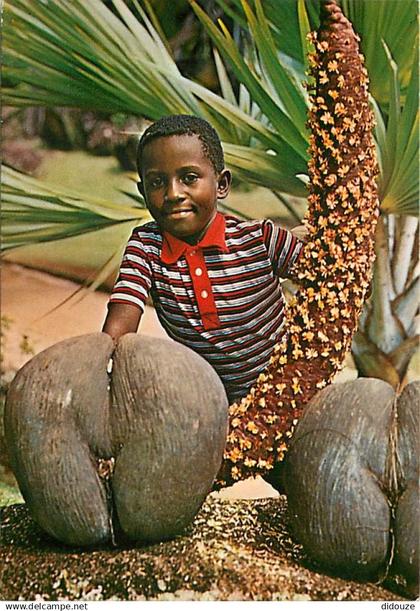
[161,212,228,264]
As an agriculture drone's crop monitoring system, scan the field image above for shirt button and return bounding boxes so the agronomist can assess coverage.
[195,267,203,276]
[201,290,208,299]
[190,250,196,256]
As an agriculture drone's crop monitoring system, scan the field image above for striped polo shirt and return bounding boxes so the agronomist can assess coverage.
[110,212,303,402]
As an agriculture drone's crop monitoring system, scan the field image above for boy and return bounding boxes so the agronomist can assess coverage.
[103,115,304,404]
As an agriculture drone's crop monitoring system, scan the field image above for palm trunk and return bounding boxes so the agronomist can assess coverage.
[352,214,419,388]
[215,0,379,488]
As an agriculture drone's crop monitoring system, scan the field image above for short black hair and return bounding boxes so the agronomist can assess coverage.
[137,114,224,175]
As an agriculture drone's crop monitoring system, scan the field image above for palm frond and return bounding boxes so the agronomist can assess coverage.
[223,143,307,197]
[214,0,320,65]
[378,44,419,216]
[190,1,308,159]
[4,0,200,116]
[3,0,418,222]
[195,0,418,217]
[217,0,417,104]
[3,0,310,197]
[342,0,417,104]
[1,166,149,251]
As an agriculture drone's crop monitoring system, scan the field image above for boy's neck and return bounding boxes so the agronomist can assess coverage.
[166,211,218,246]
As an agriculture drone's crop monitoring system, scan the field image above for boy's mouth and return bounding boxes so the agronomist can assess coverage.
[165,206,195,219]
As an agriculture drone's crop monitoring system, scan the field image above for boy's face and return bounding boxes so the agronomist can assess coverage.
[138,134,231,244]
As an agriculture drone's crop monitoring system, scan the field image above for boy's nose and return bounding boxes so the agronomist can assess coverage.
[165,178,184,202]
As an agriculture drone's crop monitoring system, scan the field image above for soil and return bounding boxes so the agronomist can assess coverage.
[0,496,407,601]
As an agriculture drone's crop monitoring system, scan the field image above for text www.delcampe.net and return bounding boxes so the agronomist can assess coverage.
[5,604,88,611]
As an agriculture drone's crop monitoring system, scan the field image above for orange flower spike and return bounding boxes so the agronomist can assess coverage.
[214,0,379,489]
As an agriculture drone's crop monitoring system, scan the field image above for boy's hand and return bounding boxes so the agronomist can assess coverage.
[291,224,308,242]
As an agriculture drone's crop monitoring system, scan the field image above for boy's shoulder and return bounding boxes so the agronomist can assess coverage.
[130,220,162,238]
[223,213,271,234]
[127,221,163,256]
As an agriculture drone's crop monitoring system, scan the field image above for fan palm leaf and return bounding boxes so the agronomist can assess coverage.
[351,41,419,387]
[216,0,417,103]
[3,0,309,198]
[193,0,418,216]
[2,166,149,250]
[214,0,320,65]
[341,0,417,104]
[3,0,418,217]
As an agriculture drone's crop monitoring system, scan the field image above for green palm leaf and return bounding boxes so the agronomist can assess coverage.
[217,0,417,103]
[189,1,308,159]
[341,0,417,104]
[197,0,418,215]
[378,44,419,215]
[1,166,149,251]
[223,143,307,196]
[3,0,310,200]
[214,0,319,65]
[4,0,200,116]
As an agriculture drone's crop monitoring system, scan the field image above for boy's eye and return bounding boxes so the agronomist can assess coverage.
[183,173,198,184]
[148,176,164,189]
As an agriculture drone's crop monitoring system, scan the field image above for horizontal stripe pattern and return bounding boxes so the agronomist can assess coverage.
[110,214,303,402]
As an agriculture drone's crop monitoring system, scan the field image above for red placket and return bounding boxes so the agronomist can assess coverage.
[185,247,220,330]
[161,213,227,331]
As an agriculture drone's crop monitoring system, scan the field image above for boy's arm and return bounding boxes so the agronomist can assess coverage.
[263,219,306,283]
[102,302,142,343]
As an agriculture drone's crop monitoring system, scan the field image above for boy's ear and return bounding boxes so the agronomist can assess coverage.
[137,181,145,198]
[217,169,232,200]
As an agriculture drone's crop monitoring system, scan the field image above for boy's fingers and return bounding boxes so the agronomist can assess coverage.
[291,224,308,242]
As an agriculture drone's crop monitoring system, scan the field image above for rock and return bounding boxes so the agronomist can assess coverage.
[4,333,228,546]
[0,496,406,601]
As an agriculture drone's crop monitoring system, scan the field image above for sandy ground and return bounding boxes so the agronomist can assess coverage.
[1,262,277,500]
[1,262,167,373]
